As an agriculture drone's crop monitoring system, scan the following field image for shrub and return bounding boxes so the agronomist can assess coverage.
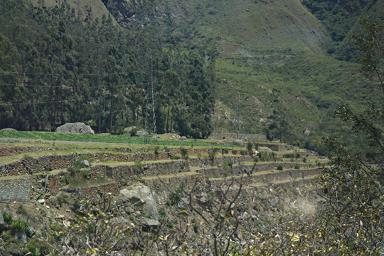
[16,205,27,216]
[72,200,81,212]
[208,149,216,163]
[158,207,166,218]
[223,159,233,169]
[259,152,274,161]
[167,184,185,206]
[11,219,29,232]
[134,160,143,170]
[283,153,295,159]
[277,165,284,171]
[170,155,180,160]
[232,149,238,155]
[303,157,307,163]
[27,240,42,256]
[180,148,189,160]
[154,146,160,157]
[81,169,91,180]
[164,147,172,158]
[67,167,76,177]
[56,193,69,207]
[3,212,12,224]
[2,230,12,241]
[294,164,300,170]
[246,142,253,155]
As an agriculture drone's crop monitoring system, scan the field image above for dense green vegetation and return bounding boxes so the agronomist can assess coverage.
[303,0,375,42]
[0,0,381,151]
[0,0,216,138]
[302,0,382,59]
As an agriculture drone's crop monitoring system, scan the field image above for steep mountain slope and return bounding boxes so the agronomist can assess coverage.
[169,0,375,149]
[2,0,379,149]
[31,0,112,19]
[303,0,384,59]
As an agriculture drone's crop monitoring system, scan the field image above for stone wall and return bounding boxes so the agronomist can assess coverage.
[200,162,316,177]
[0,178,31,202]
[187,155,253,167]
[0,148,212,177]
[91,160,191,185]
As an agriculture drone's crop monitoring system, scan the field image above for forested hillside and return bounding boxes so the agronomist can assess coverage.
[0,0,382,150]
[302,0,383,59]
[0,0,216,138]
[164,0,379,151]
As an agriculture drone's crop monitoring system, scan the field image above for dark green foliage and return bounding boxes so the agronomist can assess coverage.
[27,239,50,256]
[10,220,28,232]
[276,165,283,171]
[167,183,185,206]
[208,149,216,163]
[0,0,216,138]
[180,148,188,160]
[303,0,375,42]
[265,89,291,142]
[317,19,384,253]
[153,146,160,157]
[258,152,275,162]
[246,142,253,155]
[2,212,12,224]
[302,0,376,59]
[222,159,233,169]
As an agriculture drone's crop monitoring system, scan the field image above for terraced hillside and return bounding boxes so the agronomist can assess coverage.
[0,131,332,254]
[154,0,378,149]
[0,131,327,202]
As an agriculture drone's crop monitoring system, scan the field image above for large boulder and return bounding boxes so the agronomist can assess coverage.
[123,126,138,136]
[141,217,160,231]
[1,128,17,132]
[56,122,94,134]
[136,129,149,137]
[116,184,158,220]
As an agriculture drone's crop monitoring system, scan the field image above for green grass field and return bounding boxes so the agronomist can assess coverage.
[0,131,238,148]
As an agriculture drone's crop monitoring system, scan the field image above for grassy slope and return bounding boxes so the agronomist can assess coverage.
[167,0,376,150]
[0,131,238,148]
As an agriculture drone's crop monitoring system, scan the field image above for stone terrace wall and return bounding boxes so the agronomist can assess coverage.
[0,148,213,177]
[91,160,190,184]
[187,155,253,167]
[0,178,31,202]
[201,162,316,177]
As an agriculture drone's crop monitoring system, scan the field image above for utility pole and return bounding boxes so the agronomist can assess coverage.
[236,92,240,139]
[151,57,156,134]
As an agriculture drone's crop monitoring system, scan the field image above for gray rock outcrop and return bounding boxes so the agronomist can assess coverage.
[136,129,149,137]
[56,122,94,134]
[0,212,4,226]
[124,126,138,136]
[116,184,158,220]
